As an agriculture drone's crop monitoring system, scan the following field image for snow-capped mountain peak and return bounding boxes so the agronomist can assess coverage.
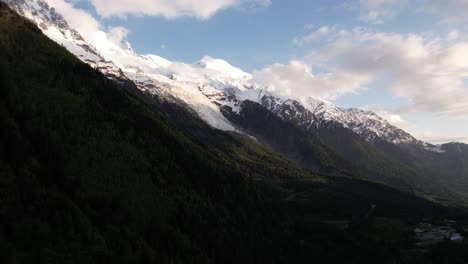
[194,56,250,79]
[145,54,173,68]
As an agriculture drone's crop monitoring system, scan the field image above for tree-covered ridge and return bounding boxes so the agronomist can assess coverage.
[1,3,468,263]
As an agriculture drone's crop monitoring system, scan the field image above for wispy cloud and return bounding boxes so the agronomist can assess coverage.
[358,0,406,23]
[419,134,468,144]
[292,26,347,46]
[84,0,271,19]
[356,0,468,24]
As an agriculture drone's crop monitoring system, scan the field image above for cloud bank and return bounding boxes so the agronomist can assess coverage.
[251,60,369,100]
[288,27,468,116]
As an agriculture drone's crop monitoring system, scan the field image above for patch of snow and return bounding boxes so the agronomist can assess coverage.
[194,56,250,79]
[423,142,446,153]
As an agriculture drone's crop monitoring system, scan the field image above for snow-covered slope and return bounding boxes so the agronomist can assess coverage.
[4,0,428,146]
[194,56,250,79]
[3,0,125,80]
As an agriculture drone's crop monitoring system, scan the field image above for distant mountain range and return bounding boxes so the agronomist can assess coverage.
[1,0,428,144]
[4,0,468,205]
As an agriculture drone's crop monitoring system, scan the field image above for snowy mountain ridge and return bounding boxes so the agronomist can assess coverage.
[4,0,432,147]
[3,0,126,80]
[258,94,417,144]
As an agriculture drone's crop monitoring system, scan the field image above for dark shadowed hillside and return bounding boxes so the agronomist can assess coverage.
[221,98,468,206]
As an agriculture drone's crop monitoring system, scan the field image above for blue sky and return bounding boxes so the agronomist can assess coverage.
[51,0,468,143]
[72,1,410,70]
[88,0,439,71]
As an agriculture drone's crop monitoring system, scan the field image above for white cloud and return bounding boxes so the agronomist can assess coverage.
[301,27,468,116]
[106,26,130,49]
[420,135,468,144]
[358,0,406,23]
[45,0,101,40]
[443,42,468,68]
[361,0,401,9]
[447,30,460,40]
[85,0,271,19]
[293,26,345,46]
[422,0,468,23]
[250,60,370,100]
[376,110,405,126]
[370,108,468,144]
[357,0,468,24]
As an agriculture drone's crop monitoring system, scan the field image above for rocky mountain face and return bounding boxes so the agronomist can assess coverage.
[260,94,417,144]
